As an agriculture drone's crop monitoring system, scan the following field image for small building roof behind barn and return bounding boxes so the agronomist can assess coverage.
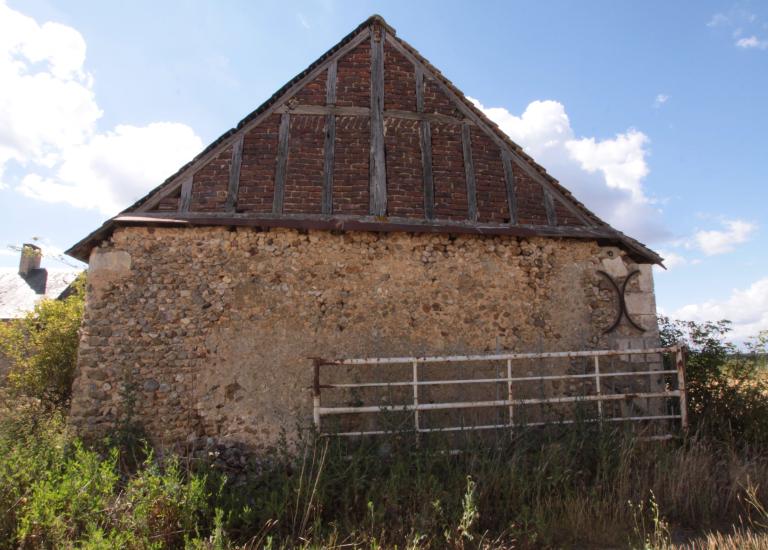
[0,244,80,319]
[67,15,662,266]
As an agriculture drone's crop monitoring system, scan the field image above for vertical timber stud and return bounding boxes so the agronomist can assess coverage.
[500,150,517,224]
[413,360,420,438]
[178,176,193,213]
[225,135,244,212]
[543,189,557,225]
[369,26,387,216]
[273,112,290,214]
[461,123,478,222]
[594,355,603,421]
[416,67,435,219]
[676,346,689,432]
[322,61,337,215]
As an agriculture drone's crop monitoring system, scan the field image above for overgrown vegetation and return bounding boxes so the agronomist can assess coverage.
[0,275,84,410]
[1,290,768,548]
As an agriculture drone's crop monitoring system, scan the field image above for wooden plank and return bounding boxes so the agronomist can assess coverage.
[275,104,469,125]
[416,66,434,219]
[322,60,337,215]
[273,113,290,214]
[178,176,193,213]
[462,123,478,222]
[225,136,244,212]
[500,150,516,224]
[421,121,434,220]
[369,28,387,216]
[415,66,424,112]
[543,188,557,225]
[276,104,368,117]
[115,211,620,240]
[135,29,371,213]
[326,60,337,105]
[323,114,335,215]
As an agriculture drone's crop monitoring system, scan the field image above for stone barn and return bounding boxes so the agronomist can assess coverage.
[66,16,669,451]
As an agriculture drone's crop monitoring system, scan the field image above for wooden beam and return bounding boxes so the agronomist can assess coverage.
[416,67,434,219]
[543,189,557,226]
[462,123,478,222]
[326,60,337,105]
[178,176,193,213]
[500,150,517,225]
[369,27,387,216]
[225,136,244,212]
[114,211,623,241]
[273,113,290,214]
[275,104,468,125]
[323,61,337,215]
[415,66,425,112]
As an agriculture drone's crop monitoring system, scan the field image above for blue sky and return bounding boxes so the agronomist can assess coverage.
[1,0,766,340]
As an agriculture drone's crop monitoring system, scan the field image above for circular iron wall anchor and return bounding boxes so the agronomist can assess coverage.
[597,269,646,334]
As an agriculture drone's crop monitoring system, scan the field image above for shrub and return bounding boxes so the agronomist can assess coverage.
[658,316,768,445]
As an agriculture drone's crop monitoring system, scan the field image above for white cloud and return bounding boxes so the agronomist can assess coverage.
[735,35,768,49]
[671,277,768,341]
[692,219,756,255]
[297,12,311,29]
[653,94,669,108]
[0,2,203,215]
[470,98,667,243]
[18,123,202,213]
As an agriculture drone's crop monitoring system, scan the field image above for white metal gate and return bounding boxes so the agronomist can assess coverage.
[312,346,688,439]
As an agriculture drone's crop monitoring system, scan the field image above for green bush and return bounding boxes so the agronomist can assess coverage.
[659,316,768,445]
[0,275,85,410]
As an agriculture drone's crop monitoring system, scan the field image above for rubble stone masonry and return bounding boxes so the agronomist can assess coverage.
[69,226,659,452]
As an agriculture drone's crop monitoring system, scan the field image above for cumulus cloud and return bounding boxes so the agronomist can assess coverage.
[671,277,768,341]
[470,98,667,243]
[736,35,768,49]
[0,2,203,215]
[692,219,756,255]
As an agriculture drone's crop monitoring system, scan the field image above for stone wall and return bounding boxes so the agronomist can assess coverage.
[69,226,660,452]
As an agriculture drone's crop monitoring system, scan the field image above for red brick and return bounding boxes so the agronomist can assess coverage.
[470,127,509,223]
[432,123,467,220]
[384,117,423,218]
[333,115,370,214]
[383,43,416,112]
[190,147,231,212]
[284,115,324,214]
[237,114,280,213]
[336,41,370,107]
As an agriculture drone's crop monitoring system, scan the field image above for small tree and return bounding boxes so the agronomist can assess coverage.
[0,276,85,410]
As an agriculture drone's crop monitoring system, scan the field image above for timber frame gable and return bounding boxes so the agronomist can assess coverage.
[67,15,662,265]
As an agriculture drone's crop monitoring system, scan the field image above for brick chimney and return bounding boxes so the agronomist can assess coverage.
[18,243,42,276]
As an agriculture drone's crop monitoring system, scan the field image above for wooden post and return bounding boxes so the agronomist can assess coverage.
[413,360,420,435]
[676,346,689,432]
[507,359,514,428]
[273,112,290,214]
[322,61,337,215]
[462,123,478,222]
[178,176,193,213]
[225,135,244,212]
[501,150,517,224]
[543,189,557,226]
[416,67,434,219]
[594,355,603,421]
[369,27,387,216]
